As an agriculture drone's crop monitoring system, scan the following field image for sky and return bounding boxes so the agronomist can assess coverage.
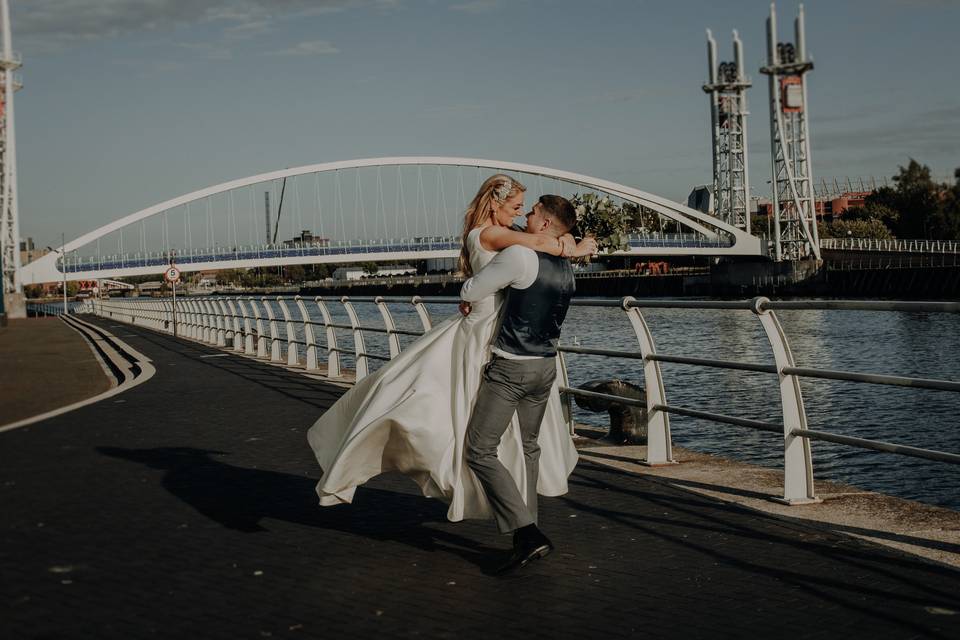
[10,0,960,249]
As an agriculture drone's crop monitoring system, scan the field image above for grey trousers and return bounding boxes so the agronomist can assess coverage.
[465,355,557,534]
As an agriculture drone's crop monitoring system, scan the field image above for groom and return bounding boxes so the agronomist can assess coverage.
[460,194,587,575]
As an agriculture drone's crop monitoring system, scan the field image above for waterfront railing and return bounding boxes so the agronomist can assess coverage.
[82,295,960,506]
[821,237,960,254]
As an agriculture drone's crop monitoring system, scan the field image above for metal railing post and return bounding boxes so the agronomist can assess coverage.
[411,295,433,332]
[341,296,368,380]
[250,299,268,358]
[375,296,402,359]
[236,298,256,354]
[277,297,300,366]
[295,296,319,371]
[214,299,230,346]
[185,299,199,339]
[315,297,341,378]
[225,298,243,351]
[750,297,820,505]
[201,299,217,344]
[261,297,283,362]
[622,296,675,466]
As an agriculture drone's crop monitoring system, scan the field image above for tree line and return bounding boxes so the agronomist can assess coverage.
[818,160,960,241]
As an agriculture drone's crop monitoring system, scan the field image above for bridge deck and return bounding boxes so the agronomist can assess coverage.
[1,318,958,639]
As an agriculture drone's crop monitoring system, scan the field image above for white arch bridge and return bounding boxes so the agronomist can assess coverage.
[22,157,762,284]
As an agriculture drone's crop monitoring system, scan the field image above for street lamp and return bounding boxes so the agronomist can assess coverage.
[45,232,69,315]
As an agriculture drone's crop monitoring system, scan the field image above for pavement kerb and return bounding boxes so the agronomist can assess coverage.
[0,316,157,433]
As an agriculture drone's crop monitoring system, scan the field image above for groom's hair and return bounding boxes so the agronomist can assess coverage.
[538,195,577,234]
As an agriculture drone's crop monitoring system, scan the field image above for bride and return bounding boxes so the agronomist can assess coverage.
[307,174,595,522]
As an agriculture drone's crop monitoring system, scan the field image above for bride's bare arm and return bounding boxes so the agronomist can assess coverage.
[478,225,567,255]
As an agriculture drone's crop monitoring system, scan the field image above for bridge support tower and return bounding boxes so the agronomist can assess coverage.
[704,29,752,234]
[761,3,820,262]
[0,0,22,304]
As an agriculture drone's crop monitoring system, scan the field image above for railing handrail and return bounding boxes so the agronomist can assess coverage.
[84,294,960,507]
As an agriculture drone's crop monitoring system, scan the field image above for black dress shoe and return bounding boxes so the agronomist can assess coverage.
[494,526,554,575]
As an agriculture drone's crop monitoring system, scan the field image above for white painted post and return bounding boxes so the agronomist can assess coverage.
[750,296,820,505]
[201,299,218,344]
[261,297,283,362]
[186,299,200,339]
[295,296,319,371]
[277,297,300,366]
[213,298,229,347]
[225,298,243,351]
[341,296,368,380]
[161,299,173,333]
[375,296,401,359]
[250,299,268,359]
[621,296,676,466]
[315,297,341,378]
[236,299,256,354]
[410,296,433,332]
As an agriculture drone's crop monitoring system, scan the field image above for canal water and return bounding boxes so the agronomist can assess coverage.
[242,297,960,511]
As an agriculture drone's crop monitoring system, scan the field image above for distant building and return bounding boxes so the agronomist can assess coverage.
[332,264,417,281]
[756,190,872,220]
[138,281,163,293]
[425,257,457,273]
[19,237,50,266]
[283,230,330,248]
[687,185,714,214]
[196,270,219,287]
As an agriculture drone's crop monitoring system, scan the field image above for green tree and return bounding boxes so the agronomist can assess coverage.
[361,262,379,275]
[284,265,306,283]
[818,218,894,240]
[867,159,948,239]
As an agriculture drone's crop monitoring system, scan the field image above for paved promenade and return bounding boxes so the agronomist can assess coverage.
[1,317,959,639]
[0,317,111,426]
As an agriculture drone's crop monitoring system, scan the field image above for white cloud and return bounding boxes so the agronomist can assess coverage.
[265,40,340,56]
[10,0,395,54]
[449,0,502,13]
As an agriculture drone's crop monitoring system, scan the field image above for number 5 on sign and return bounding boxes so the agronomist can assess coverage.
[164,265,181,283]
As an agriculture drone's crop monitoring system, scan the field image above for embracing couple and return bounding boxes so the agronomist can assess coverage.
[307,175,597,575]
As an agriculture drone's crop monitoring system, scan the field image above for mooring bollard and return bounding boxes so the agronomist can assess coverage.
[574,379,647,444]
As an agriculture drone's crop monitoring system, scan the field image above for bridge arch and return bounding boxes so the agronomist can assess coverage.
[22,157,761,283]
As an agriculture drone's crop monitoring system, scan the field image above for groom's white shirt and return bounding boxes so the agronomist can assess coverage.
[461,245,543,360]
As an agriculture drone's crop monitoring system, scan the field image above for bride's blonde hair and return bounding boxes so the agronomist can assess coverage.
[458,173,527,276]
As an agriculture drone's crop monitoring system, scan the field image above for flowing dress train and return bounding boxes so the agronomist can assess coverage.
[306,227,578,521]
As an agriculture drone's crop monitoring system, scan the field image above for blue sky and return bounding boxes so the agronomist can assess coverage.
[11,0,960,249]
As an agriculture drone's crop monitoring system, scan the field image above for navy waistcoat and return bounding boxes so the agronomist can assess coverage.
[493,252,575,358]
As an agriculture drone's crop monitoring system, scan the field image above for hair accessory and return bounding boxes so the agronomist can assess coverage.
[493,177,513,202]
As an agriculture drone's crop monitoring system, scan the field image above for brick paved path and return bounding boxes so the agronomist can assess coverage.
[2,318,959,639]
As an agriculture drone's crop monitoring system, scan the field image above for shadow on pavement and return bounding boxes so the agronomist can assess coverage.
[97,446,506,573]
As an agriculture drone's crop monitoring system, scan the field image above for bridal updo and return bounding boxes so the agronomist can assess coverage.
[458,173,527,276]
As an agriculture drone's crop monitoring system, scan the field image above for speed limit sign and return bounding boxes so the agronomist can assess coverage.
[164,265,181,283]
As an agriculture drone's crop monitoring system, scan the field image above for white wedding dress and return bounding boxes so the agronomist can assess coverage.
[307,227,579,522]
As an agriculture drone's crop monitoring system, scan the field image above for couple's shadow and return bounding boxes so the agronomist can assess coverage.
[98,446,505,573]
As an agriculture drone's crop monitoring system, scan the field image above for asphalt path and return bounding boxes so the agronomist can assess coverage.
[2,317,959,639]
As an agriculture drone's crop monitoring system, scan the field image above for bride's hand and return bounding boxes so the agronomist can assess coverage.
[558,233,576,257]
[571,236,599,257]
[459,301,472,317]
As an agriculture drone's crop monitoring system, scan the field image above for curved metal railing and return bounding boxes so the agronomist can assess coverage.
[82,295,960,505]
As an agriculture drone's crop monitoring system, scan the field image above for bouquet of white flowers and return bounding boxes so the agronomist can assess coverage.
[570,193,633,252]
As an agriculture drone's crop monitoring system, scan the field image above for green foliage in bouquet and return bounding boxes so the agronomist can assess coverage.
[570,193,633,252]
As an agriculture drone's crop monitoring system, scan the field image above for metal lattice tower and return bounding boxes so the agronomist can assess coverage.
[0,0,22,293]
[703,29,752,234]
[760,3,820,262]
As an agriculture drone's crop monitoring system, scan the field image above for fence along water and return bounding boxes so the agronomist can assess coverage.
[86,295,960,506]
